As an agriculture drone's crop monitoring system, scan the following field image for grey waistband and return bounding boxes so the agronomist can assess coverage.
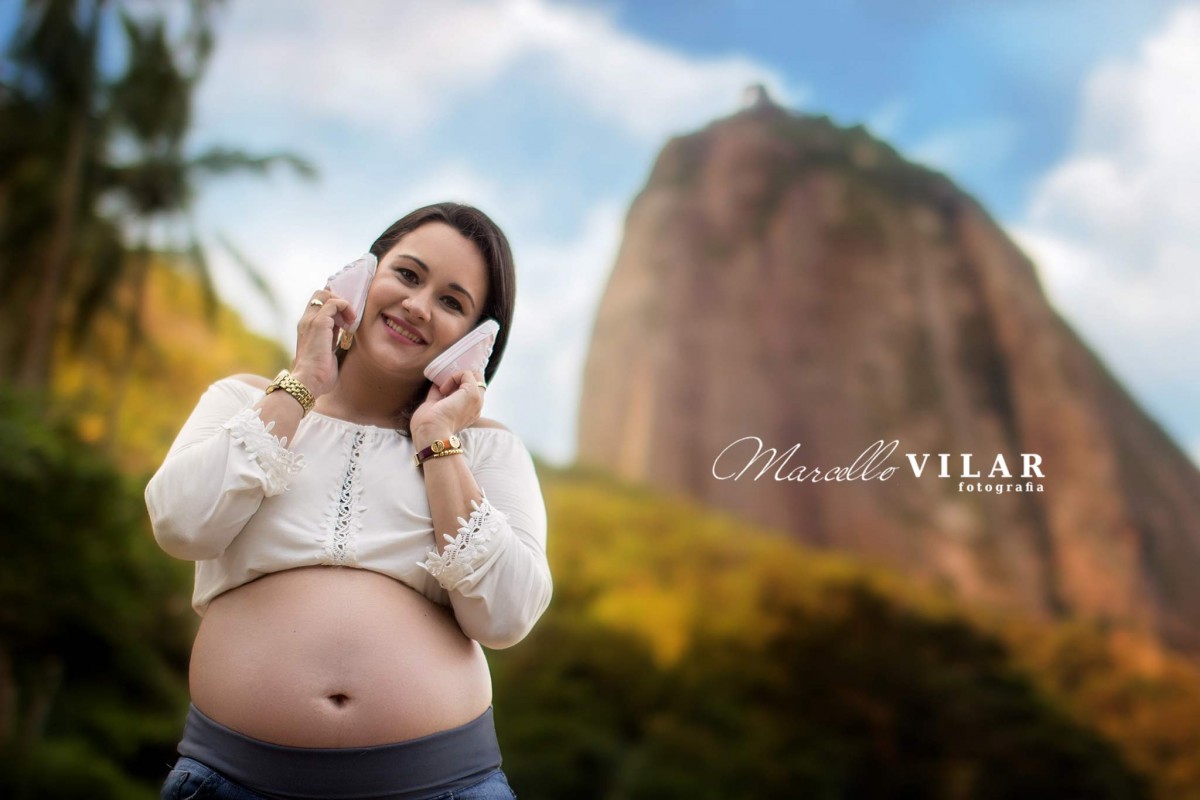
[178,703,503,800]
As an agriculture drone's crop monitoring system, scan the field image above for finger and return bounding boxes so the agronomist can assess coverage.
[458,372,487,404]
[461,370,486,391]
[316,296,355,328]
[299,297,347,341]
[306,290,335,315]
[452,369,480,387]
[334,298,357,328]
[325,300,356,327]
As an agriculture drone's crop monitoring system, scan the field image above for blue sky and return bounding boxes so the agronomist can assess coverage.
[607,0,1165,216]
[7,1,1198,467]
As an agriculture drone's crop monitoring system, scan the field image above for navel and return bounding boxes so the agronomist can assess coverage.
[327,693,351,708]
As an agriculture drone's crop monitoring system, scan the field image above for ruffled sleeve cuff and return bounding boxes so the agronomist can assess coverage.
[220,407,305,496]
[418,489,507,590]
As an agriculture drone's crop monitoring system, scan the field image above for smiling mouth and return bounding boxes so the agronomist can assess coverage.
[383,316,426,344]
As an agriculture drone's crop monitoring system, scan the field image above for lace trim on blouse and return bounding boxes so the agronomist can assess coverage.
[221,407,304,496]
[419,489,507,590]
[321,429,365,566]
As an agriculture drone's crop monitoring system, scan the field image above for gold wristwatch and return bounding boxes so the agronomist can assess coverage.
[265,369,315,416]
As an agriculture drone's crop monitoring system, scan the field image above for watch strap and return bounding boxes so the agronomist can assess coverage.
[265,369,315,415]
[414,435,463,467]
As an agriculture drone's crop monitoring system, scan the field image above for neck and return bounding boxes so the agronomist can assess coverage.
[313,350,427,431]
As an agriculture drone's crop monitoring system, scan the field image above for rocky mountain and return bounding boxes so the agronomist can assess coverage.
[576,87,1200,657]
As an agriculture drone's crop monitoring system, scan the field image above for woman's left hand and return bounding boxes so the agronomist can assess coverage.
[409,370,487,442]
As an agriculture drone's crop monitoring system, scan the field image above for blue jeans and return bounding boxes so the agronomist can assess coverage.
[161,757,518,800]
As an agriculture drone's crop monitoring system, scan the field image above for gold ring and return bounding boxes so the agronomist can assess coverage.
[475,382,487,389]
[309,298,324,307]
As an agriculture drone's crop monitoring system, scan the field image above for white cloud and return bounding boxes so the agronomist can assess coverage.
[197,0,528,140]
[505,0,803,140]
[1010,4,1200,457]
[196,0,804,147]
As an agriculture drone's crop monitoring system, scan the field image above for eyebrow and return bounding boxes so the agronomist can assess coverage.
[396,254,477,310]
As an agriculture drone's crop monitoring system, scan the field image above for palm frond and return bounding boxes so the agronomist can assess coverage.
[189,147,318,181]
[215,232,284,322]
[68,219,128,352]
[182,225,219,323]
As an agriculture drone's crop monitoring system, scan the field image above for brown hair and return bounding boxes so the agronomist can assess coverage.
[367,202,515,386]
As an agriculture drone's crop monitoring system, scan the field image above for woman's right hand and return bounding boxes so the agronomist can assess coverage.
[290,289,356,398]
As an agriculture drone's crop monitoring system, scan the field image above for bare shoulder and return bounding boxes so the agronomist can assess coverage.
[230,373,271,390]
[470,417,511,432]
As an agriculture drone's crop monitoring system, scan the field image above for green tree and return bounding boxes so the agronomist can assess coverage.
[0,385,195,799]
[496,468,1173,799]
[97,9,312,446]
[1,0,113,387]
[623,583,1151,799]
[0,0,312,398]
[489,611,664,800]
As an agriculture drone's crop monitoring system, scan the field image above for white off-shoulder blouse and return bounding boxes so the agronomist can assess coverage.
[144,377,552,649]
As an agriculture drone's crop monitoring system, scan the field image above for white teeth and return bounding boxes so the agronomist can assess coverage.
[384,317,423,343]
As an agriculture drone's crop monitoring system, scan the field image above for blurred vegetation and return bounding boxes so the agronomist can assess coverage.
[0,254,284,796]
[0,385,195,800]
[52,255,288,473]
[0,0,311,397]
[1,1,295,795]
[486,471,1200,799]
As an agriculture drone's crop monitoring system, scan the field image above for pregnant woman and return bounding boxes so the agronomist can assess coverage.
[146,202,552,799]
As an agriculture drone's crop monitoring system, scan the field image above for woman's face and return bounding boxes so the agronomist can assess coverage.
[355,221,490,377]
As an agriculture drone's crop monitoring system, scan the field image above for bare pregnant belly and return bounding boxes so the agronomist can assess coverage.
[188,566,493,747]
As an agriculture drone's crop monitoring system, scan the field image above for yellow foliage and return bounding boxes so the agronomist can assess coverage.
[541,472,959,665]
[51,255,288,474]
[999,617,1200,800]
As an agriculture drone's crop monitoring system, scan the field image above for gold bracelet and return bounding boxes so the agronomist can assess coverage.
[265,369,315,415]
[415,449,464,469]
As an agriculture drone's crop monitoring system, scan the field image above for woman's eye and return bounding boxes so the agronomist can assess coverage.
[396,267,418,282]
[443,297,464,313]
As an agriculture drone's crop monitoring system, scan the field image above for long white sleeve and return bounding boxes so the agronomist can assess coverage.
[145,379,304,561]
[418,428,553,649]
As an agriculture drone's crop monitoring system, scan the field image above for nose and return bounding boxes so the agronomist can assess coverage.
[402,290,431,322]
